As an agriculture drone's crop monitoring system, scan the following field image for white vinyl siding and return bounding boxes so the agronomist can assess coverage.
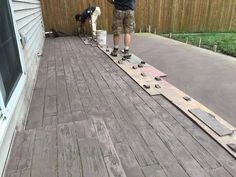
[12,0,45,126]
[0,0,45,175]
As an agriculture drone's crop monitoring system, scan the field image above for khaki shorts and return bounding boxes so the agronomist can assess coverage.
[112,9,135,34]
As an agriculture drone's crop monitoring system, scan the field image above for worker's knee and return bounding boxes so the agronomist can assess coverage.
[113,34,120,38]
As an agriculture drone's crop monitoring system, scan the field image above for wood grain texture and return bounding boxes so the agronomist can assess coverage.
[142,165,167,177]
[31,127,57,177]
[57,123,82,177]
[41,0,236,34]
[79,139,109,177]
[4,37,236,177]
[139,128,189,177]
[115,143,145,177]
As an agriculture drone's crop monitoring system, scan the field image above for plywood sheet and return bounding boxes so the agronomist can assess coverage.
[127,55,144,65]
[99,46,163,96]
[142,66,167,77]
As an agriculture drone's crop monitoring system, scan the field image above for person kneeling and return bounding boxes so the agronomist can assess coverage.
[75,6,101,37]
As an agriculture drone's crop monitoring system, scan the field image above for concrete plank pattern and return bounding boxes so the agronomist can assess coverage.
[79,139,109,177]
[57,123,82,177]
[31,127,57,177]
[142,165,168,177]
[189,108,233,136]
[3,37,236,177]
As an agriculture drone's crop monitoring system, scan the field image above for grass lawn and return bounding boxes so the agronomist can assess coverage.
[161,33,236,58]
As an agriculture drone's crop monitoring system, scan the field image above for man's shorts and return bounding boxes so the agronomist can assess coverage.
[112,9,135,34]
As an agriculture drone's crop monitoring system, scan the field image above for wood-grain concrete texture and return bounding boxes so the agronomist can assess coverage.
[3,37,236,177]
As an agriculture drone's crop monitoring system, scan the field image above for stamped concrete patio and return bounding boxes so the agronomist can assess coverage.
[3,37,236,177]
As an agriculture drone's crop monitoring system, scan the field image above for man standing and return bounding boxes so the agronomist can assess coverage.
[75,6,101,37]
[107,0,136,59]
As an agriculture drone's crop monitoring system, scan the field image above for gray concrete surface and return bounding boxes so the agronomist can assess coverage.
[4,37,236,177]
[108,33,236,127]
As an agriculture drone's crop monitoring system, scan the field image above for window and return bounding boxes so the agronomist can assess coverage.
[0,0,23,105]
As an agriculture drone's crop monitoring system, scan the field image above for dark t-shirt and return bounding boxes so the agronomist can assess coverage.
[114,0,135,11]
[80,6,96,23]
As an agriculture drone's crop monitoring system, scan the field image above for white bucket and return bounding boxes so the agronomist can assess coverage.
[96,30,107,46]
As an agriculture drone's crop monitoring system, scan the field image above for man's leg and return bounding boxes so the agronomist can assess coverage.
[91,15,98,37]
[91,7,101,37]
[124,33,131,49]
[123,10,135,58]
[80,22,85,36]
[111,9,123,57]
[113,34,120,47]
[111,34,119,57]
[123,33,132,58]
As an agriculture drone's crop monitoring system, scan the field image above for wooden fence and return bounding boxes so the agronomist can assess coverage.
[40,0,236,34]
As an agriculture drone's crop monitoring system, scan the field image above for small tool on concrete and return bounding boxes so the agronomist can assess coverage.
[141,73,147,77]
[155,76,162,81]
[143,84,151,89]
[183,96,191,101]
[155,84,161,89]
[138,63,143,68]
[118,60,123,64]
[208,113,215,118]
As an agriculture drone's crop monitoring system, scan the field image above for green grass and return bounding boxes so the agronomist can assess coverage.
[161,33,236,57]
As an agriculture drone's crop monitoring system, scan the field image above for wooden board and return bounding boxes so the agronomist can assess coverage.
[41,0,236,34]
[98,46,163,96]
[189,108,233,136]
[127,55,144,65]
[120,50,167,77]
[120,50,167,78]
[142,66,167,77]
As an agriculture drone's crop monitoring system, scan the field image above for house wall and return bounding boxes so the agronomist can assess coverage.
[0,0,45,175]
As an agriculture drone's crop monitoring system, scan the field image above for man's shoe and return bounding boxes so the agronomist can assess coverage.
[123,49,132,59]
[110,48,118,57]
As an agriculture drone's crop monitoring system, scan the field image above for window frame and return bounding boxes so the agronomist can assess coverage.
[0,0,27,145]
